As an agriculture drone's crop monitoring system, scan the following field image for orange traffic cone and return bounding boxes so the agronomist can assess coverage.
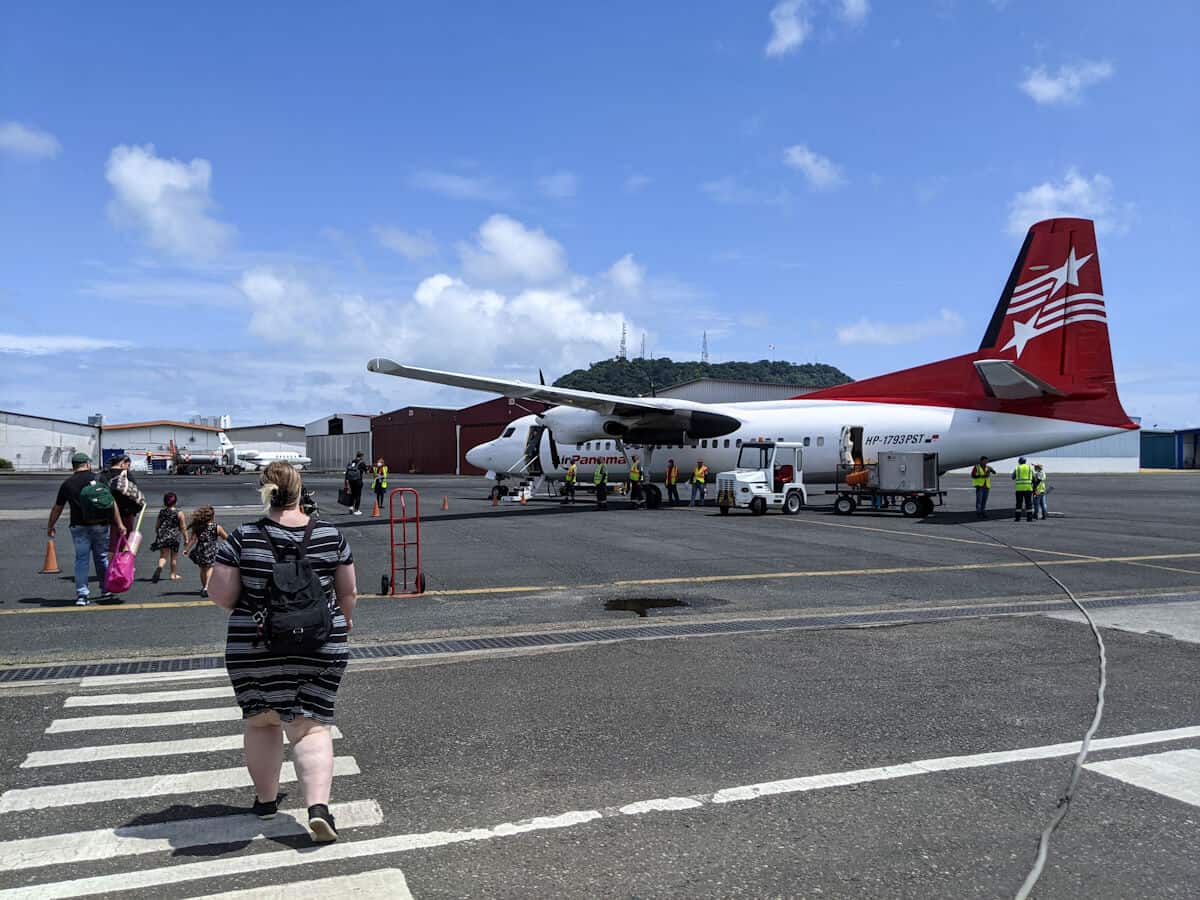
[441,496,449,511]
[519,492,527,506]
[371,501,381,518]
[40,539,61,574]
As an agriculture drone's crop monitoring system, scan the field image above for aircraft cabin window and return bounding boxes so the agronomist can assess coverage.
[605,441,612,450]
[803,437,811,447]
[817,436,825,447]
[723,439,730,448]
[736,438,742,447]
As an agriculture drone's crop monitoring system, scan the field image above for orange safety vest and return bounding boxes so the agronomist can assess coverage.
[665,464,678,485]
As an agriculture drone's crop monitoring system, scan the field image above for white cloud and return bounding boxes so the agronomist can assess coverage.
[625,174,653,193]
[701,176,789,207]
[1019,60,1114,105]
[766,1,810,57]
[374,226,438,261]
[407,169,505,202]
[836,309,964,346]
[105,144,235,260]
[538,171,577,199]
[840,0,870,23]
[0,121,61,160]
[783,144,845,190]
[459,214,568,283]
[607,254,644,294]
[1007,168,1131,236]
[0,333,132,355]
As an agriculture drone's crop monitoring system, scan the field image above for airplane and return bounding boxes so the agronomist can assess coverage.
[216,433,312,473]
[368,217,1134,508]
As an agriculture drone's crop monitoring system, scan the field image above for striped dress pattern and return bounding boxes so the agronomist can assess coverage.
[217,519,353,724]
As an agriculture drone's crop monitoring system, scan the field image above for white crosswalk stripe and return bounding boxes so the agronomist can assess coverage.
[0,677,389,898]
[21,727,344,767]
[0,800,383,873]
[80,669,228,688]
[64,685,235,707]
[47,706,243,733]
[191,867,414,899]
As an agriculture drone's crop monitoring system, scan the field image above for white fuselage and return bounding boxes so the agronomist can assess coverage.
[466,400,1125,484]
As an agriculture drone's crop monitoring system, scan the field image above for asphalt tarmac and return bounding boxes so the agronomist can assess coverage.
[0,470,1197,897]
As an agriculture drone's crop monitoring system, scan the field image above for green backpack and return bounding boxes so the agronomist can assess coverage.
[80,479,115,519]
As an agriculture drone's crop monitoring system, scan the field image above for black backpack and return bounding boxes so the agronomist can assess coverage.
[344,460,363,484]
[252,519,333,654]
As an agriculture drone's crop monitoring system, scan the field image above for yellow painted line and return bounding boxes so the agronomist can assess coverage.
[783,516,1102,560]
[0,600,213,616]
[9,553,1200,613]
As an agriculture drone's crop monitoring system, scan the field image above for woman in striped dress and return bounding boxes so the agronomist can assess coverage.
[207,462,357,843]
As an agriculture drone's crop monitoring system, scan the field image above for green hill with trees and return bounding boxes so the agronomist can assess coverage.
[554,357,852,396]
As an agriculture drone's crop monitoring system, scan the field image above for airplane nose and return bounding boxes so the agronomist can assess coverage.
[465,443,489,470]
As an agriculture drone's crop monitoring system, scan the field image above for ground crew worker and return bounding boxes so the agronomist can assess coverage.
[593,462,608,510]
[1033,463,1048,520]
[562,460,577,505]
[690,459,709,507]
[1012,456,1034,522]
[971,455,997,519]
[665,458,680,506]
[372,457,389,512]
[628,455,644,509]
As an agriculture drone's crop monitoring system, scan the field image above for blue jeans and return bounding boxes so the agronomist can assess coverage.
[975,486,990,516]
[70,524,109,598]
[1033,494,1047,518]
[690,483,705,506]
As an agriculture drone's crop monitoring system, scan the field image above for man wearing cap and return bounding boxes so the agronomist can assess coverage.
[47,453,119,605]
[1011,456,1035,523]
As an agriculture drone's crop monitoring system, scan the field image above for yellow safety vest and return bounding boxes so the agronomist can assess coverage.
[629,462,641,482]
[1013,463,1033,491]
[1035,472,1047,495]
[692,465,708,484]
[375,465,388,489]
[971,465,991,489]
[593,466,606,485]
[565,464,577,484]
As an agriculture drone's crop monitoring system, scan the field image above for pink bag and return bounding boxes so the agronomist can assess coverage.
[105,537,136,594]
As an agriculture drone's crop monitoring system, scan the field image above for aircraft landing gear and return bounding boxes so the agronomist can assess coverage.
[645,484,662,509]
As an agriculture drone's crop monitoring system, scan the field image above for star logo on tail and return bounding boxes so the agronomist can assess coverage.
[1000,246,1106,358]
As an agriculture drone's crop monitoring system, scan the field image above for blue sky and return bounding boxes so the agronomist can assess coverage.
[2,1,1196,427]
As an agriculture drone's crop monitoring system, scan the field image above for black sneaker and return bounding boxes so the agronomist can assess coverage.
[252,796,278,819]
[307,804,338,843]
[200,588,209,598]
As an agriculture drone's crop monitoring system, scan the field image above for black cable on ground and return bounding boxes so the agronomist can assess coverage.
[956,520,1108,900]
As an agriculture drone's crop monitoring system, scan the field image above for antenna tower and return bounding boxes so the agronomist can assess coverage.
[640,333,646,359]
[618,322,628,360]
[701,330,709,364]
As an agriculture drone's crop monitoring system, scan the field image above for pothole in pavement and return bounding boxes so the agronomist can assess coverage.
[604,597,690,617]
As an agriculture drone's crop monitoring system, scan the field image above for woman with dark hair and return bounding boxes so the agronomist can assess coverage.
[372,457,388,513]
[207,461,357,843]
[150,492,186,583]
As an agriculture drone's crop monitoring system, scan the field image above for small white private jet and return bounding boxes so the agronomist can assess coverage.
[369,218,1134,507]
[217,433,312,473]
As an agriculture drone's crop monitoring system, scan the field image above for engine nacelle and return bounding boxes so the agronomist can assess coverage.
[539,406,637,444]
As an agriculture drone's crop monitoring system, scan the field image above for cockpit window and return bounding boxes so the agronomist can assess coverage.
[501,427,515,438]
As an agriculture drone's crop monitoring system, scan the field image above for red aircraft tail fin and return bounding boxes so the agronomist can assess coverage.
[801,218,1134,428]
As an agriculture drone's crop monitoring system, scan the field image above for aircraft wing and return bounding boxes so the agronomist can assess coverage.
[368,358,701,418]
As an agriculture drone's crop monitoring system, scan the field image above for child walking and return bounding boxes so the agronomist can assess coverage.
[150,492,187,583]
[184,505,227,598]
